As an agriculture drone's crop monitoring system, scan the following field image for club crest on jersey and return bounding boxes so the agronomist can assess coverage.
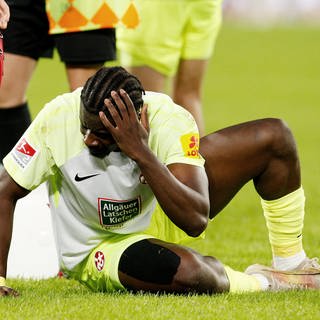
[180,133,200,158]
[94,251,105,272]
[98,197,141,229]
[11,137,38,169]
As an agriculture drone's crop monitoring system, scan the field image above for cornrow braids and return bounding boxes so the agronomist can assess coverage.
[80,66,145,118]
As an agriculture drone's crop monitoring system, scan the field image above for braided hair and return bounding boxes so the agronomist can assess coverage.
[81,66,145,117]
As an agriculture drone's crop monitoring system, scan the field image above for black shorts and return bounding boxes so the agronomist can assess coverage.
[3,0,116,65]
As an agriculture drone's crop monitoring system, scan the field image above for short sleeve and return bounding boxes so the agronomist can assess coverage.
[3,106,57,190]
[147,94,204,167]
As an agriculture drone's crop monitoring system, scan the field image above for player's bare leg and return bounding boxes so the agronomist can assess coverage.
[173,59,208,137]
[0,54,35,161]
[126,66,166,93]
[200,118,300,217]
[0,54,37,106]
[118,238,320,294]
[65,64,105,91]
[200,118,319,273]
[118,238,229,294]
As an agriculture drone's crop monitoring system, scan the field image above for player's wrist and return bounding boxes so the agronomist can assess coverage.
[0,276,6,287]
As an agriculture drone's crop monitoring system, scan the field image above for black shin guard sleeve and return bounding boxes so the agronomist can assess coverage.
[0,103,31,162]
[119,239,181,285]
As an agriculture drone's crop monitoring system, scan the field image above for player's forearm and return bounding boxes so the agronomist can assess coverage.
[0,201,15,277]
[135,151,209,237]
[0,170,27,278]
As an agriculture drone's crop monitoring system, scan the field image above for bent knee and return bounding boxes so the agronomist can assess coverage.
[119,239,181,285]
[259,118,297,158]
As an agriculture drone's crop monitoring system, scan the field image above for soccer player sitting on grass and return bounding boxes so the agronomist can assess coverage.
[0,66,319,297]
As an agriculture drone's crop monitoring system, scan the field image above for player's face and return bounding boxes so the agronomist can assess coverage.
[80,103,119,158]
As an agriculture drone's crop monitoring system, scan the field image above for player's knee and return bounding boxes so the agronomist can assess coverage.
[260,118,298,159]
[119,239,181,285]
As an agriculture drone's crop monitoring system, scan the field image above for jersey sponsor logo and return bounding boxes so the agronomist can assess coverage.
[74,173,100,182]
[180,133,200,158]
[11,137,38,169]
[98,197,141,229]
[94,251,105,272]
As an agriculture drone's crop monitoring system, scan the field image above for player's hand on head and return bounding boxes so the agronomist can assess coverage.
[99,89,149,160]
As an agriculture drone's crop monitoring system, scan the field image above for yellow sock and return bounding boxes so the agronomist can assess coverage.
[224,266,262,293]
[261,186,305,258]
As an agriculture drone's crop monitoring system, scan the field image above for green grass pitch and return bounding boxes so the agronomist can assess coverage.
[1,23,320,319]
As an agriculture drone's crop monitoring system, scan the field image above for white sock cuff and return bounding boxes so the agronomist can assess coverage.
[273,250,307,271]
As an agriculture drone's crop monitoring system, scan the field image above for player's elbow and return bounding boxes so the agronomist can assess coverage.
[184,215,208,237]
[184,199,210,237]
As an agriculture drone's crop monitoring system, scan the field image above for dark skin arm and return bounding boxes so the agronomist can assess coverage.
[99,89,210,237]
[0,168,30,296]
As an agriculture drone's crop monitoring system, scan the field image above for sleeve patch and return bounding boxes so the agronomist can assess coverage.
[180,133,200,159]
[10,137,38,169]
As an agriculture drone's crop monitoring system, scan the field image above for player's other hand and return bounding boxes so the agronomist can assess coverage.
[0,285,19,297]
[0,0,10,29]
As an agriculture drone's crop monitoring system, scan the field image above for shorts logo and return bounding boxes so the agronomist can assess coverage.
[94,251,105,272]
[180,133,200,158]
[98,197,141,229]
[11,137,38,169]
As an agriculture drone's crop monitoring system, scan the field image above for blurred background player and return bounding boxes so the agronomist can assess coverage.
[117,0,223,136]
[0,0,139,163]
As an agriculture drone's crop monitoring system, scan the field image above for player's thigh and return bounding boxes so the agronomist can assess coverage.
[69,234,154,292]
[200,119,277,217]
[0,0,52,106]
[128,66,166,92]
[174,59,209,95]
[65,66,104,91]
[0,54,37,106]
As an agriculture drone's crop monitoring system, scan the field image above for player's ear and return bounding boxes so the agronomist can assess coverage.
[140,104,149,133]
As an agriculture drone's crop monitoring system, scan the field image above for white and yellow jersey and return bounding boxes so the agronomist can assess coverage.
[3,89,204,271]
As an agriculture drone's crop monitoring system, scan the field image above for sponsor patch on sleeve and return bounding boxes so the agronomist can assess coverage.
[180,133,200,158]
[11,137,38,169]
